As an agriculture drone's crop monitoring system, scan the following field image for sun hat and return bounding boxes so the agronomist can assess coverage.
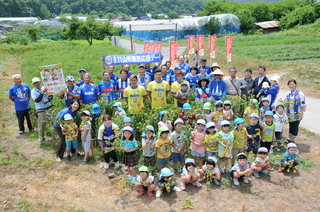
[81,110,91,116]
[221,120,230,126]
[274,102,285,109]
[183,103,191,110]
[158,126,170,135]
[250,113,259,119]
[113,102,124,111]
[181,82,189,87]
[224,100,231,106]
[207,156,218,164]
[79,68,86,72]
[145,125,154,132]
[159,110,168,121]
[198,77,210,87]
[250,99,259,110]
[262,82,270,88]
[92,103,101,115]
[123,117,132,123]
[206,122,215,128]
[159,168,173,180]
[138,166,149,173]
[203,102,212,110]
[287,143,297,149]
[196,119,206,126]
[215,100,223,106]
[122,126,134,134]
[210,68,225,76]
[185,158,195,164]
[174,118,184,126]
[32,77,41,84]
[265,111,274,116]
[234,118,245,125]
[262,97,269,102]
[138,65,145,69]
[63,114,73,120]
[237,153,247,160]
[258,147,268,153]
[66,76,74,81]
[270,75,280,85]
[210,62,220,69]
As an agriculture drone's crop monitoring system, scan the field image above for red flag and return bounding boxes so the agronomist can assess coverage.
[132,41,136,54]
[157,42,162,53]
[188,35,195,54]
[170,42,177,68]
[209,36,217,59]
[198,35,204,56]
[150,43,157,53]
[225,36,234,62]
[143,42,150,53]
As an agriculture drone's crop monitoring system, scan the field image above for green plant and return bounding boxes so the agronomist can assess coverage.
[17,200,31,211]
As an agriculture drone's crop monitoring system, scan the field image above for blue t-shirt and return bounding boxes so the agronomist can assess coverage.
[115,78,130,99]
[208,80,227,100]
[79,83,98,105]
[8,83,31,111]
[97,123,119,147]
[185,74,200,90]
[98,80,116,101]
[198,65,211,74]
[218,131,234,151]
[54,108,78,127]
[64,85,81,107]
[110,73,118,81]
[121,139,138,150]
[246,123,264,143]
[175,63,191,76]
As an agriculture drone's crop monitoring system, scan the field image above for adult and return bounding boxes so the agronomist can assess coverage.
[185,66,200,90]
[160,64,171,83]
[208,69,227,101]
[124,74,148,114]
[240,68,254,98]
[165,61,174,76]
[145,61,161,81]
[194,51,200,66]
[171,69,190,107]
[98,71,116,103]
[147,69,170,109]
[59,76,80,107]
[252,66,270,97]
[76,68,87,87]
[79,73,99,105]
[8,74,33,134]
[198,58,211,74]
[123,64,134,78]
[210,62,221,81]
[197,65,210,80]
[101,58,119,81]
[115,69,130,99]
[285,79,306,143]
[175,55,191,76]
[54,99,81,161]
[195,77,210,103]
[225,67,241,96]
[31,77,53,142]
[137,65,151,88]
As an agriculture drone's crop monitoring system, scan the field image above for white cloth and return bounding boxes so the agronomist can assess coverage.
[251,156,269,167]
[273,113,288,132]
[136,175,154,184]
[202,165,219,174]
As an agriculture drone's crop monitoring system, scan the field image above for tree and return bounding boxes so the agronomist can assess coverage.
[206,17,221,35]
[167,12,180,19]
[280,5,318,29]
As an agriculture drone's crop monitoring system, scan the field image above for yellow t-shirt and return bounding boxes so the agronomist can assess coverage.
[231,128,247,148]
[124,85,147,114]
[155,137,172,159]
[147,80,170,108]
[244,107,259,125]
[203,133,219,152]
[171,80,190,107]
[62,122,78,141]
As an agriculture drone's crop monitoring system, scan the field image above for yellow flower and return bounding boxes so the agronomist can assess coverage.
[118,191,122,194]
[117,183,121,186]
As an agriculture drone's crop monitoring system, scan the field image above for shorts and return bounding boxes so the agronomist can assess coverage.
[218,149,231,158]
[231,148,245,161]
[124,151,138,167]
[246,139,260,154]
[158,157,170,168]
[172,152,185,163]
[191,150,206,157]
[230,170,243,179]
[289,121,300,137]
[260,141,272,152]
[275,131,283,141]
[251,165,268,171]
[82,138,91,153]
[144,155,156,167]
[66,140,78,151]
[206,151,218,157]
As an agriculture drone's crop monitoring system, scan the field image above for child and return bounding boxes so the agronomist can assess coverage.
[203,102,213,123]
[203,122,218,157]
[258,76,280,110]
[256,82,270,99]
[261,111,276,153]
[259,98,270,122]
[273,103,288,146]
[190,119,206,168]
[278,143,299,172]
[223,100,234,121]
[170,118,185,175]
[141,125,157,176]
[180,158,202,190]
[79,110,92,164]
[176,82,190,107]
[230,153,252,186]
[60,114,79,161]
[251,147,270,178]
[120,126,139,183]
[178,103,196,126]
[158,110,173,132]
[217,120,234,174]
[135,166,156,197]
[156,168,182,198]
[231,118,247,166]
[113,102,126,118]
[97,114,120,169]
[243,99,259,125]
[246,113,264,159]
[155,126,172,170]
[198,156,221,186]
[122,117,135,134]
[212,100,226,130]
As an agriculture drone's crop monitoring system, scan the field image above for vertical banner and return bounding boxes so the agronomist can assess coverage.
[39,63,66,95]
[143,42,150,53]
[209,35,217,59]
[198,35,204,56]
[150,43,157,53]
[226,36,234,63]
[157,42,162,53]
[132,41,136,53]
[188,35,195,54]
[169,42,177,68]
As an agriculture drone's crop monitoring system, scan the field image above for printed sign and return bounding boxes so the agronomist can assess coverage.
[39,63,65,95]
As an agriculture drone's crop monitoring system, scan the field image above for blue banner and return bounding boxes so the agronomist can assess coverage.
[103,53,162,65]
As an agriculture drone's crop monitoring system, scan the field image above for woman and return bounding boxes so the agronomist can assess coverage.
[54,99,81,161]
[240,68,254,99]
[285,79,306,143]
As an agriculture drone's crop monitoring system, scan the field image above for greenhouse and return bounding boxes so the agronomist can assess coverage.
[113,14,240,42]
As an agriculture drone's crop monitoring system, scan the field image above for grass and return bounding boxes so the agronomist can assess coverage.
[17,200,31,212]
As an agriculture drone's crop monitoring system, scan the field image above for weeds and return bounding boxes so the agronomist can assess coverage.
[17,200,31,211]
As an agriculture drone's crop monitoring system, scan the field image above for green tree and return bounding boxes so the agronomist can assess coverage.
[280,5,318,29]
[167,12,180,19]
[206,17,221,35]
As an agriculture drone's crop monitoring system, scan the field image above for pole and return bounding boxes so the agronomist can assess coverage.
[129,24,133,52]
[175,23,178,43]
[114,31,116,46]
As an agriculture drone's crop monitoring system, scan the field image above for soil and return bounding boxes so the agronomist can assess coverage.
[1,57,320,212]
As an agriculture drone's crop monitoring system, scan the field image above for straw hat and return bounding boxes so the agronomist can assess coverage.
[210,68,225,76]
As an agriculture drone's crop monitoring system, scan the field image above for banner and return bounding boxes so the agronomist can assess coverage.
[169,42,177,68]
[143,42,150,53]
[209,35,217,59]
[150,43,157,53]
[157,42,162,53]
[132,41,136,53]
[103,53,162,65]
[39,63,66,95]
[226,36,234,63]
[188,35,195,54]
[198,35,204,56]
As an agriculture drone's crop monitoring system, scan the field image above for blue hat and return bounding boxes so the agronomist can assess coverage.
[183,103,191,110]
[113,102,124,111]
[262,97,269,102]
[207,156,218,164]
[138,65,145,68]
[250,113,259,119]
[123,117,132,122]
[66,76,74,81]
[63,114,73,120]
[159,168,173,180]
[122,126,134,134]
[185,158,195,164]
[92,104,101,115]
[159,110,168,121]
[234,118,245,125]
[221,120,230,126]
[79,68,86,72]
[265,111,274,116]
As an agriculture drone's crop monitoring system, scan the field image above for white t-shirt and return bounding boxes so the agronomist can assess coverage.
[136,175,154,184]
[202,165,219,174]
[231,163,250,172]
[115,110,126,118]
[251,156,269,167]
[205,112,213,123]
[273,113,288,132]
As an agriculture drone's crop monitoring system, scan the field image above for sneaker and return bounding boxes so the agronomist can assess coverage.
[224,168,229,174]
[19,131,24,134]
[260,170,268,175]
[56,157,61,162]
[173,186,182,192]
[131,177,137,184]
[278,168,283,172]
[192,181,202,187]
[174,168,179,175]
[137,189,145,197]
[114,161,120,169]
[218,167,224,173]
[67,155,71,161]
[253,172,260,178]
[128,175,133,180]
[180,182,186,190]
[104,163,110,169]
[156,190,163,198]
[147,190,153,197]
[124,165,128,170]
[233,178,240,186]
[77,152,81,158]
[199,178,204,182]
[243,177,249,184]
[214,179,220,186]
[82,159,87,164]
[269,149,274,153]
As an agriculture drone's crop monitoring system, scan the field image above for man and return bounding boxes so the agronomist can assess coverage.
[137,65,151,88]
[115,69,130,99]
[101,58,119,81]
[145,63,158,81]
[147,69,170,109]
[240,68,254,98]
[171,69,190,107]
[175,55,191,76]
[252,66,270,97]
[98,71,116,103]
[31,77,53,142]
[225,67,241,96]
[8,74,33,134]
[59,76,80,107]
[198,58,211,74]
[124,74,147,114]
[79,73,99,105]
[208,69,227,100]
[76,68,87,86]
[123,64,134,78]
[160,64,171,83]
